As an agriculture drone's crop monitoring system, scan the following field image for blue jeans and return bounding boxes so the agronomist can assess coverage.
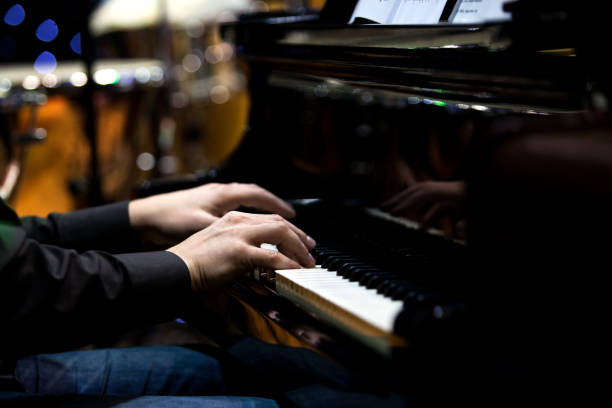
[3,339,406,407]
[224,337,406,408]
[2,345,278,407]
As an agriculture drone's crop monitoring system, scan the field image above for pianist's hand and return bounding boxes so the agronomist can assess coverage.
[129,183,296,246]
[382,180,466,231]
[167,211,316,292]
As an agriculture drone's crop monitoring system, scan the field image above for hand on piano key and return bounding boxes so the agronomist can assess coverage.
[129,182,299,246]
[167,211,316,292]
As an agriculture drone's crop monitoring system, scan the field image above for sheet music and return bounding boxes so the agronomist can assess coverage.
[449,0,511,24]
[390,0,448,24]
[350,0,396,24]
[350,0,448,25]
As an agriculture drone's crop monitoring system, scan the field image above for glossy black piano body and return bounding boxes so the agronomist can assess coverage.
[176,1,609,397]
[210,2,592,205]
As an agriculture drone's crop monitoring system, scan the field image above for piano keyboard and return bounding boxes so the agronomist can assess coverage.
[275,266,407,356]
[253,208,466,357]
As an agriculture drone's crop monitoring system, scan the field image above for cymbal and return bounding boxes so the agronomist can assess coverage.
[90,0,250,36]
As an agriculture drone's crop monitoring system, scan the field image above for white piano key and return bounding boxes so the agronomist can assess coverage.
[276,268,404,333]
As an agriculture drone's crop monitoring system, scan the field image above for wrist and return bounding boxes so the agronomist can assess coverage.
[128,198,154,230]
[166,247,201,292]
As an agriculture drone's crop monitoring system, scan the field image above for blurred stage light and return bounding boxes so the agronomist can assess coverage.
[0,78,12,92]
[70,71,88,87]
[94,68,120,85]
[34,51,57,74]
[70,32,82,54]
[22,75,40,90]
[36,19,59,42]
[42,73,58,88]
[4,4,25,26]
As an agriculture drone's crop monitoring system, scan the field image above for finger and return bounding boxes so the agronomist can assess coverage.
[244,222,315,268]
[235,212,316,249]
[389,190,429,215]
[381,185,419,209]
[246,245,302,271]
[262,214,316,250]
[277,235,316,269]
[193,211,220,230]
[225,184,296,219]
[419,203,444,231]
[264,223,315,268]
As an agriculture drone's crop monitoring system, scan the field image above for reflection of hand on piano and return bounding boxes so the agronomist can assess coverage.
[381,180,467,235]
[167,211,316,293]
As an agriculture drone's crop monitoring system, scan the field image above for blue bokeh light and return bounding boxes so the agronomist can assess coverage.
[70,32,81,55]
[4,4,25,26]
[36,19,58,42]
[34,51,57,74]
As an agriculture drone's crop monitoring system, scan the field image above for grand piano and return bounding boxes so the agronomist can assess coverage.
[143,0,609,398]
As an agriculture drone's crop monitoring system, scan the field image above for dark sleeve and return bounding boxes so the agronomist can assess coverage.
[20,201,143,253]
[0,222,192,360]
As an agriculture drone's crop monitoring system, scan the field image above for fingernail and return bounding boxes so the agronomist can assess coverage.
[307,236,316,248]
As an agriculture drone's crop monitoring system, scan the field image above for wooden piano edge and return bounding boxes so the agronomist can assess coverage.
[225,276,409,373]
[275,273,409,354]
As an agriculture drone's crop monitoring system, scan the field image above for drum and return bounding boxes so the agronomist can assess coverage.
[0,81,47,205]
[0,59,167,214]
[90,0,254,189]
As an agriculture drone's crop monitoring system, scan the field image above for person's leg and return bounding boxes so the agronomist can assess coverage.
[0,393,278,408]
[223,337,406,408]
[14,346,225,396]
[282,384,405,408]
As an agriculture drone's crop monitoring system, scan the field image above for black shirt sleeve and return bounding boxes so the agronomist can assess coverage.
[1,199,193,361]
[0,196,192,361]
[20,201,143,253]
[0,230,192,359]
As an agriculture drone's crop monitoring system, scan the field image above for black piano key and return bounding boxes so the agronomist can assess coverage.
[347,267,380,282]
[318,254,340,266]
[341,264,374,279]
[323,259,349,269]
[382,281,401,298]
[357,271,378,286]
[376,280,395,296]
[322,256,355,270]
[293,202,466,332]
[336,263,373,278]
[375,278,418,299]
[314,249,343,261]
[316,247,354,260]
[359,270,397,288]
[399,287,441,304]
[359,272,385,288]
